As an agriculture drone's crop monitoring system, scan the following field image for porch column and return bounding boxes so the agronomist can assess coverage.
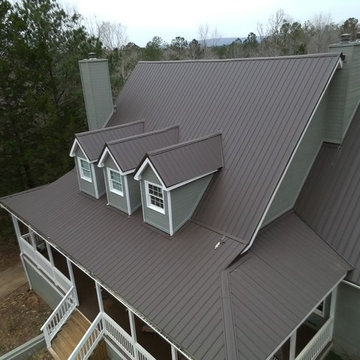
[289,331,297,360]
[66,259,79,306]
[95,282,104,313]
[329,287,338,337]
[29,229,37,249]
[128,310,139,360]
[11,215,32,289]
[171,345,178,360]
[45,241,57,286]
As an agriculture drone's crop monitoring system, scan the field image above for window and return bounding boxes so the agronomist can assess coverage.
[146,181,165,213]
[108,168,123,196]
[78,158,92,182]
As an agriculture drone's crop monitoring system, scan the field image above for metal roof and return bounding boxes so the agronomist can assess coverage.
[296,103,360,285]
[229,213,350,360]
[109,54,340,243]
[74,121,144,161]
[105,126,179,172]
[143,133,224,188]
[1,171,245,360]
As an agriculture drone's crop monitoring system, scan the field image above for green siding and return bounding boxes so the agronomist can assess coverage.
[74,147,97,198]
[333,283,360,359]
[24,258,63,309]
[104,156,128,214]
[171,175,212,232]
[128,176,141,214]
[79,59,113,130]
[141,166,170,234]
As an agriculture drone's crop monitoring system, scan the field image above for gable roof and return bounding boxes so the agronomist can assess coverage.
[296,103,360,285]
[98,126,179,173]
[109,54,340,244]
[135,133,224,188]
[70,121,144,161]
[229,213,350,360]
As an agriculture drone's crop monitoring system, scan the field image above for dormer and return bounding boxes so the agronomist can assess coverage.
[69,121,144,198]
[134,133,224,235]
[98,126,179,214]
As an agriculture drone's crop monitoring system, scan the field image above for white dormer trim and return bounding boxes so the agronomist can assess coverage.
[98,147,134,176]
[69,138,89,161]
[166,170,217,191]
[134,158,166,188]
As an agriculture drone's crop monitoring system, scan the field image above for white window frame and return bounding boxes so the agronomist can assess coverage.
[107,168,124,196]
[314,300,325,317]
[78,157,92,182]
[145,181,165,214]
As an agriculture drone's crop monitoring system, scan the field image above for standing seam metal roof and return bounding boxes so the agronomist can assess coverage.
[296,103,360,284]
[109,54,340,244]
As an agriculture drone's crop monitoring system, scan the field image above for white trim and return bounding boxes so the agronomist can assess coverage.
[243,57,341,254]
[342,279,360,290]
[139,181,146,220]
[166,170,217,191]
[69,139,88,160]
[289,332,296,360]
[98,147,111,168]
[314,299,326,317]
[91,163,100,199]
[167,191,173,236]
[3,207,192,360]
[77,157,93,183]
[134,158,166,188]
[265,275,345,360]
[171,346,178,360]
[145,180,166,214]
[96,282,104,313]
[124,175,132,215]
[107,167,124,196]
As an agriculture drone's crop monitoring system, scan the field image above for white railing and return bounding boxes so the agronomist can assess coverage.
[69,312,157,360]
[296,317,334,360]
[69,312,105,360]
[20,234,72,292]
[41,286,77,347]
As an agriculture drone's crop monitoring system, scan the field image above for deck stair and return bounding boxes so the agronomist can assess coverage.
[49,310,91,360]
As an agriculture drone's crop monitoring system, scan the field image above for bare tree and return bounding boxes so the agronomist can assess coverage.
[97,21,128,50]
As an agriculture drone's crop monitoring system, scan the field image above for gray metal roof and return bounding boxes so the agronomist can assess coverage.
[109,54,340,243]
[105,126,179,172]
[296,103,360,285]
[75,121,144,161]
[145,133,223,188]
[229,213,350,360]
[1,171,245,360]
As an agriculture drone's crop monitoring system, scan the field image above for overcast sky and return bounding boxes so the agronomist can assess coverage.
[61,0,358,46]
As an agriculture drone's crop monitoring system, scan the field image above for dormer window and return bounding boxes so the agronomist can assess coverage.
[78,158,92,182]
[146,181,165,214]
[108,168,123,196]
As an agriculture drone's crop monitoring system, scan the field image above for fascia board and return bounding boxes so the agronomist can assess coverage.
[134,158,166,188]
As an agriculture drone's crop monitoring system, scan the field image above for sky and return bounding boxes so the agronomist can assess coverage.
[60,0,358,46]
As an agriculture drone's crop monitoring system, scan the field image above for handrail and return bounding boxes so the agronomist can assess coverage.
[68,312,104,360]
[41,286,76,348]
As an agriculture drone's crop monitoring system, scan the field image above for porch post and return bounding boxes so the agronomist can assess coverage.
[289,331,297,360]
[11,215,32,289]
[45,242,57,286]
[128,310,139,360]
[329,287,338,337]
[29,229,37,249]
[66,259,79,306]
[171,345,178,360]
[95,282,104,313]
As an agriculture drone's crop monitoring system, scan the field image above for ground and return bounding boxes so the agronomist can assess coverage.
[0,240,52,358]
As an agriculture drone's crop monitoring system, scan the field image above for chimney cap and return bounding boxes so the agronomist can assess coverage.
[340,33,351,42]
[88,52,97,59]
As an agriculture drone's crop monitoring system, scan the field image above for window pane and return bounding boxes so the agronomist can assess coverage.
[147,183,164,209]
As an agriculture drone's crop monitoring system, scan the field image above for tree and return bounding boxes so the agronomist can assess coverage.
[169,36,188,60]
[340,17,359,40]
[0,0,101,197]
[143,36,164,61]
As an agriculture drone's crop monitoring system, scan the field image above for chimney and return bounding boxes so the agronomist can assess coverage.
[79,54,114,130]
[357,32,360,42]
[340,33,351,43]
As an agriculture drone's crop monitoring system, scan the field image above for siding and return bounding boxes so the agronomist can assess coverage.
[141,165,170,234]
[171,175,212,232]
[79,59,113,130]
[75,147,97,198]
[104,156,128,214]
[127,176,141,214]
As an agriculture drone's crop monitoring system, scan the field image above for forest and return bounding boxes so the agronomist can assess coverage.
[0,0,359,238]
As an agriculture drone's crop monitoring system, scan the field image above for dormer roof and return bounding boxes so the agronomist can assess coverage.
[97,126,179,173]
[69,121,144,161]
[134,133,224,189]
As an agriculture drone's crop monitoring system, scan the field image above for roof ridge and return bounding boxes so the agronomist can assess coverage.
[138,53,339,65]
[76,120,144,137]
[106,125,179,146]
[148,132,222,157]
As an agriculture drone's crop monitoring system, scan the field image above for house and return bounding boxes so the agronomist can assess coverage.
[1,37,360,360]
